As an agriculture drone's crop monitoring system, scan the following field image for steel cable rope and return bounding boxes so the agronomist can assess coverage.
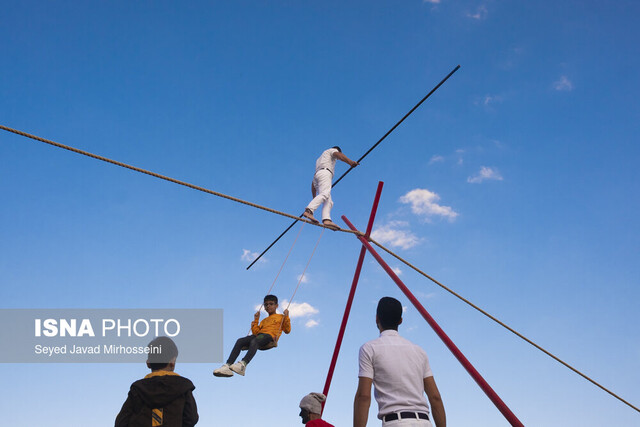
[0,124,360,236]
[246,64,461,269]
[367,236,640,413]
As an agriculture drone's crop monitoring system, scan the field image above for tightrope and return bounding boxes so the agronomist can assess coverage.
[0,124,360,235]
[368,236,639,414]
[2,123,636,413]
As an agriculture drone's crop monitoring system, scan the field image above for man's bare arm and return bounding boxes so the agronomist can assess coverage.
[334,151,359,167]
[424,376,446,427]
[354,377,373,427]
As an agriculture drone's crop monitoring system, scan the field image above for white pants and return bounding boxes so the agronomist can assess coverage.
[306,169,333,221]
[382,419,432,427]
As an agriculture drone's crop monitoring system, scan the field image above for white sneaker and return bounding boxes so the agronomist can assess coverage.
[230,360,246,376]
[213,364,234,378]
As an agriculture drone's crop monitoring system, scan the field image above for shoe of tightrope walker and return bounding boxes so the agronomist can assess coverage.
[230,360,246,376]
[322,219,339,230]
[303,209,319,224]
[213,363,234,378]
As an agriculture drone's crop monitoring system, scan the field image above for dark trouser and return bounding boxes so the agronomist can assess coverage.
[226,333,273,365]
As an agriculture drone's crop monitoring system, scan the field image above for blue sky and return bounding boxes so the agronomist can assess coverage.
[1,1,639,426]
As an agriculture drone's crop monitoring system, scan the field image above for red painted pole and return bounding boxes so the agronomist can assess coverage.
[342,215,525,427]
[321,182,385,411]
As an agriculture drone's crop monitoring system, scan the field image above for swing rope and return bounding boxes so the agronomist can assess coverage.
[258,222,307,315]
[272,228,325,344]
[284,228,325,312]
[247,223,306,341]
[251,227,325,350]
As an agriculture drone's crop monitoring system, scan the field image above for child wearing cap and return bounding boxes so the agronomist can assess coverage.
[115,336,199,427]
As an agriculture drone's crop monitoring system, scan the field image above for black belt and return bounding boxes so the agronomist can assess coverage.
[316,168,333,175]
[383,412,429,422]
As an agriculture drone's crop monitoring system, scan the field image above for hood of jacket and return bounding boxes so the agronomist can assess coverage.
[130,372,195,408]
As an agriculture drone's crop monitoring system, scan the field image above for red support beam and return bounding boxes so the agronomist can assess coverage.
[322,182,385,412]
[341,215,525,427]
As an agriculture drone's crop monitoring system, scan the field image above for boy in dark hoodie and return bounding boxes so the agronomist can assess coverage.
[115,336,198,427]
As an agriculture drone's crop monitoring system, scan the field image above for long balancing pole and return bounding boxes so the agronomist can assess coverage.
[246,65,461,270]
[321,182,385,413]
[342,215,525,427]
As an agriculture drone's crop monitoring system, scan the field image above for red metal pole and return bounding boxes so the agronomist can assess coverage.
[342,215,525,427]
[321,182,385,411]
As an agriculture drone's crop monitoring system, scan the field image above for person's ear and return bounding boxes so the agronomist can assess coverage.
[146,361,152,369]
[165,356,177,371]
[398,317,403,326]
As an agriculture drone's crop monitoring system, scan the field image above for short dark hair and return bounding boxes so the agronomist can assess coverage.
[147,336,179,370]
[377,297,402,330]
[331,146,342,153]
[264,294,278,304]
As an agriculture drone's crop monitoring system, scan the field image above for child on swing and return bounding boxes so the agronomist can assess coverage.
[214,294,291,377]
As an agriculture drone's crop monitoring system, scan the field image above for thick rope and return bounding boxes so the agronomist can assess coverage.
[368,236,640,414]
[0,124,360,236]
[4,124,634,412]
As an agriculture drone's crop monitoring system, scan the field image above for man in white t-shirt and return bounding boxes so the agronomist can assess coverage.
[354,297,446,427]
[303,146,358,230]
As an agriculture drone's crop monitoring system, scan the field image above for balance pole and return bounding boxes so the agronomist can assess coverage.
[342,215,525,427]
[246,65,461,270]
[321,182,385,412]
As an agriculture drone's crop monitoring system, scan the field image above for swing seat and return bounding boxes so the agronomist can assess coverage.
[240,340,278,351]
[260,341,278,351]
